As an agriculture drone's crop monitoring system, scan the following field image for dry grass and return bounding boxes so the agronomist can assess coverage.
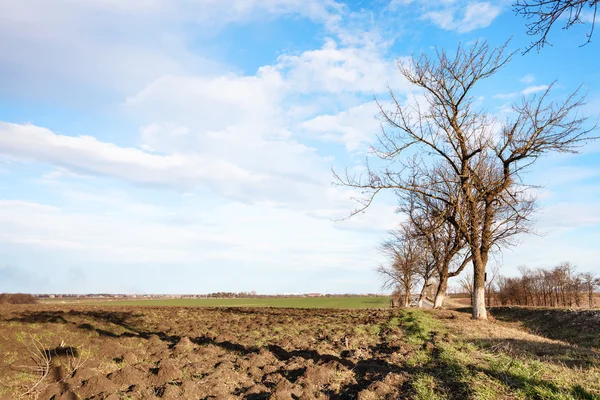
[420,309,600,399]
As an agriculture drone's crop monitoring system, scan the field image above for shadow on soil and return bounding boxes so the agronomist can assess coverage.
[467,337,600,369]
[5,308,598,399]
[455,306,600,350]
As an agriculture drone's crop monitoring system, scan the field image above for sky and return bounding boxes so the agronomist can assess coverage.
[0,0,599,294]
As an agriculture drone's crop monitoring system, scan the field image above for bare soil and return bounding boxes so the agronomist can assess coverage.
[1,305,598,399]
[0,306,413,399]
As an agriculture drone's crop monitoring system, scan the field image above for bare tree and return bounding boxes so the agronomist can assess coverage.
[514,0,599,52]
[485,264,500,306]
[581,271,600,307]
[459,272,474,306]
[377,224,422,307]
[400,189,471,308]
[335,40,593,319]
[496,263,598,307]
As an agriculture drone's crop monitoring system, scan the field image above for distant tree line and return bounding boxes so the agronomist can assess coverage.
[495,263,599,308]
[199,292,383,299]
[0,293,38,304]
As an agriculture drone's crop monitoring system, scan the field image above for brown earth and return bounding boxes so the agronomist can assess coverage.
[0,306,414,399]
[1,305,599,400]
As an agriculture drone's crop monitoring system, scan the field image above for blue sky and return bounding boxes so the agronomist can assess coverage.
[0,0,599,294]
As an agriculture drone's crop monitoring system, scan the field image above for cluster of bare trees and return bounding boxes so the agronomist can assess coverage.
[376,224,436,308]
[335,39,594,320]
[0,293,38,304]
[495,263,599,308]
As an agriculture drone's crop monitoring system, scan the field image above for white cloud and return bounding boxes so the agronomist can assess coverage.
[493,92,518,100]
[124,68,284,134]
[122,35,402,122]
[0,0,345,101]
[0,1,410,215]
[276,39,403,94]
[301,102,380,151]
[114,36,408,204]
[520,73,535,84]
[0,122,266,194]
[0,198,387,271]
[420,2,503,33]
[389,0,415,7]
[494,83,550,100]
[522,84,550,95]
[0,120,387,217]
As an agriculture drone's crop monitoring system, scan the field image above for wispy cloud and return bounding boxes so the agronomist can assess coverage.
[494,84,550,99]
[520,74,535,84]
[419,2,503,33]
[493,92,518,100]
[522,84,550,95]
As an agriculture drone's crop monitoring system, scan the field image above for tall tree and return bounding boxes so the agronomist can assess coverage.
[335,41,593,320]
[514,0,599,52]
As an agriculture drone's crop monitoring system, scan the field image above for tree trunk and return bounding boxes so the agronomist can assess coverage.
[472,257,487,320]
[433,275,448,309]
[403,291,411,308]
[417,279,429,307]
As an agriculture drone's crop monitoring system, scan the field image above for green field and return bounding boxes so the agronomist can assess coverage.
[44,296,391,308]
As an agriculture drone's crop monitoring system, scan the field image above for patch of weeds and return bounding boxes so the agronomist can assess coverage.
[14,371,37,385]
[4,351,18,365]
[432,343,500,399]
[86,330,100,339]
[452,336,598,399]
[406,349,432,367]
[485,356,574,399]
[353,325,368,336]
[96,358,126,375]
[411,373,448,400]
[368,324,381,337]
[398,310,443,345]
[387,317,400,329]
[15,331,26,343]
[467,371,507,400]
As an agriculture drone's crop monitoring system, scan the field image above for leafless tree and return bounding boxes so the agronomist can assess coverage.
[485,264,500,306]
[581,271,599,307]
[514,0,599,52]
[400,188,471,308]
[334,40,593,320]
[496,263,597,307]
[377,224,423,307]
[459,272,474,306]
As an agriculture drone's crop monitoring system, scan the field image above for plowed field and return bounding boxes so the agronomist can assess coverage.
[1,305,598,399]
